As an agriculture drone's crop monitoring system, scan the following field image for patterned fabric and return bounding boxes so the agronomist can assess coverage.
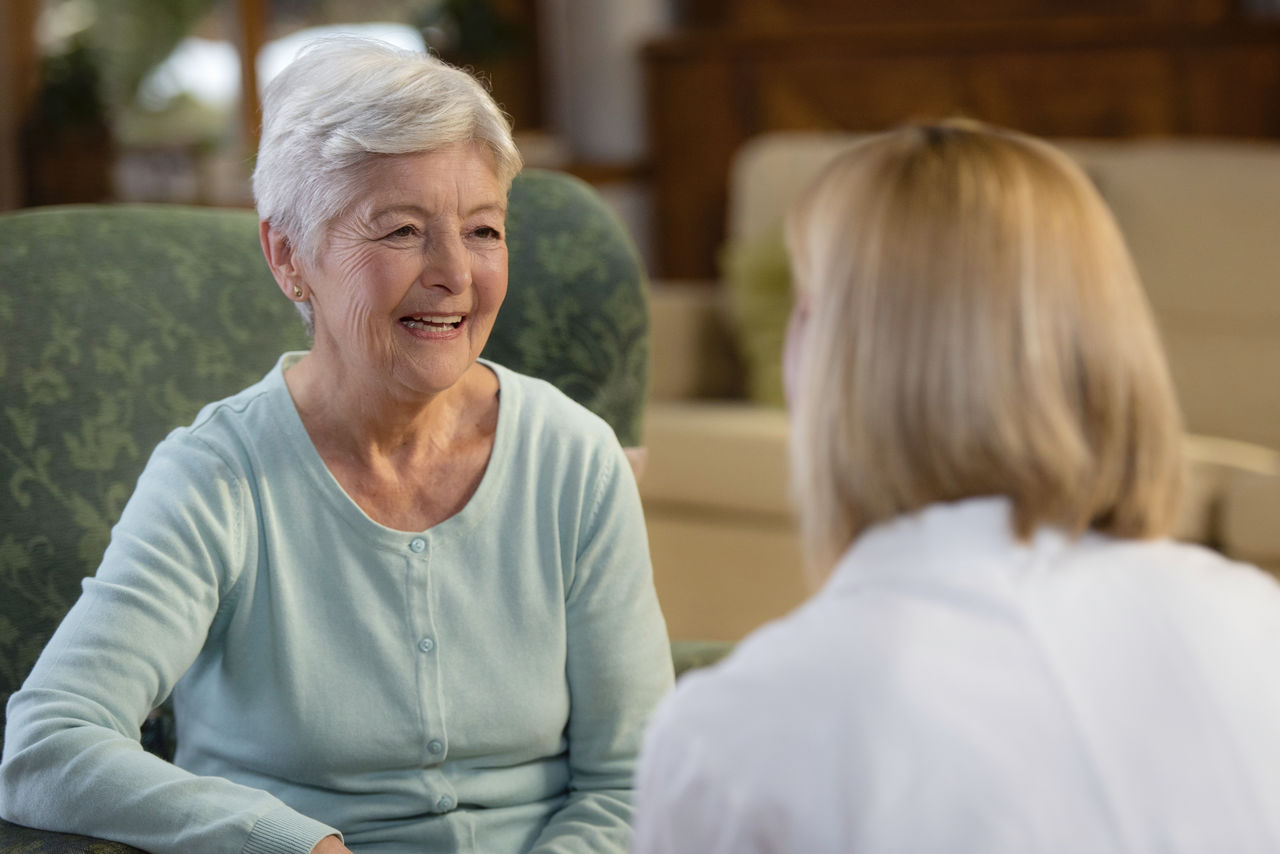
[0,203,309,758]
[494,169,650,445]
[0,169,650,778]
[0,820,144,853]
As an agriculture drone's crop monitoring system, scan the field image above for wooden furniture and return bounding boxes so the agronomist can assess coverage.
[644,10,1280,278]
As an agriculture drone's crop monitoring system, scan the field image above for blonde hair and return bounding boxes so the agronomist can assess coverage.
[785,120,1184,577]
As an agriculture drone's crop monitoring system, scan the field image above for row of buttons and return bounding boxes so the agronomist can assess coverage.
[407,535,450,813]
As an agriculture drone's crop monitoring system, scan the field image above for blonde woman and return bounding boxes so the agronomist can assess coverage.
[631,120,1280,853]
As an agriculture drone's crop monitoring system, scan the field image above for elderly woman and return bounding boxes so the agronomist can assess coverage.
[631,120,1280,852]
[0,37,672,854]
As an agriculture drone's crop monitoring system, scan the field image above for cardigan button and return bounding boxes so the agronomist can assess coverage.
[437,795,454,811]
[418,637,435,653]
[428,739,444,755]
[409,537,426,553]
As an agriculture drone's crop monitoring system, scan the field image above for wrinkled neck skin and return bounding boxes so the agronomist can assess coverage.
[283,353,498,474]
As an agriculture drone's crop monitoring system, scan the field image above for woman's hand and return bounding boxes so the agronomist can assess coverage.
[311,835,352,854]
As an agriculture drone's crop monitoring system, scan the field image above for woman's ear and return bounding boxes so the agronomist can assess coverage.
[783,290,811,413]
[259,220,307,302]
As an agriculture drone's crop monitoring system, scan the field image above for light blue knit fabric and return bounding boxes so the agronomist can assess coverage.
[1,354,674,854]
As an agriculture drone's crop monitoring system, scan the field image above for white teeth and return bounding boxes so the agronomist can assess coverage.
[403,315,463,330]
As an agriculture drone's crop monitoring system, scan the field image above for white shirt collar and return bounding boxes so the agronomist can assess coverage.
[823,496,1079,595]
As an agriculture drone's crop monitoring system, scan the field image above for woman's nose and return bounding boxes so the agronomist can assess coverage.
[423,236,472,293]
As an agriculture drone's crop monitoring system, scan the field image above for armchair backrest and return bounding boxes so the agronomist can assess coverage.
[0,169,650,747]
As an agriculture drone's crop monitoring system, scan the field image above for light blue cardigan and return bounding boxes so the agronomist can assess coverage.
[1,354,674,854]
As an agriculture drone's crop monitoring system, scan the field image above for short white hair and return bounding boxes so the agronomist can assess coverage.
[253,36,522,332]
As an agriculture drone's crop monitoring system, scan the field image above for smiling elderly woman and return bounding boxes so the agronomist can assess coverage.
[0,37,673,854]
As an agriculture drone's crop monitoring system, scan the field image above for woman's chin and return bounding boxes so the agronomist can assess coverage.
[395,352,481,399]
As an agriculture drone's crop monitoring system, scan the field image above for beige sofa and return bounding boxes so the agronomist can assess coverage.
[640,131,1280,643]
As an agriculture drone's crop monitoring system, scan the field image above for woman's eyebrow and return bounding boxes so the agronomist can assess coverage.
[368,203,429,220]
[465,200,508,218]
[368,201,506,220]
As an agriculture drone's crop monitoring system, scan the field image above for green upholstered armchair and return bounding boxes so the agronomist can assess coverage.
[0,170,724,852]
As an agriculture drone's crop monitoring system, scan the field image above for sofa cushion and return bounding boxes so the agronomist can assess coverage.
[727,131,867,244]
[1222,470,1280,576]
[641,401,792,517]
[1057,140,1280,452]
[1179,434,1280,544]
[719,131,1280,452]
[647,282,742,401]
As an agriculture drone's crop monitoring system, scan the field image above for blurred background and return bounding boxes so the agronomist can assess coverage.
[0,0,671,266]
[3,0,1278,278]
[3,0,1280,641]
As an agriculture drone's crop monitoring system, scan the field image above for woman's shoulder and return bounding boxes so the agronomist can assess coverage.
[1064,533,1280,628]
[156,355,296,470]
[1055,531,1277,597]
[187,354,293,427]
[486,360,617,445]
[652,598,869,748]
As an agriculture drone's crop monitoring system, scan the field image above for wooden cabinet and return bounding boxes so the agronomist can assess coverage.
[645,15,1280,277]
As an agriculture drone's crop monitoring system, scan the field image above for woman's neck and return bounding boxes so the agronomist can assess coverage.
[283,351,497,469]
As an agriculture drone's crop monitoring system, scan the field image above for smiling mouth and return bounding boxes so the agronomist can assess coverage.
[401,314,464,331]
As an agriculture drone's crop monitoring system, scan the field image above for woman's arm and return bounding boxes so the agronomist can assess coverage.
[0,434,337,854]
[526,442,675,853]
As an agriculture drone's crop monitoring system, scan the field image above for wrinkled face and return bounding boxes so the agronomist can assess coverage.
[303,143,508,401]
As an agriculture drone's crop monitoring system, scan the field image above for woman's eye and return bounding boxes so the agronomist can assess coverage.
[384,225,417,240]
[472,226,502,240]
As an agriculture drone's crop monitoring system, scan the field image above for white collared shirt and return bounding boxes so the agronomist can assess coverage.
[633,497,1280,853]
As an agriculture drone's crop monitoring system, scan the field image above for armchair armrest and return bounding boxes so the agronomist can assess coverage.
[0,642,730,853]
[0,817,146,853]
[671,639,734,678]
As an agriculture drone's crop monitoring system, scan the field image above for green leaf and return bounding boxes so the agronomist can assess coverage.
[5,405,38,449]
[0,534,33,585]
[22,364,71,406]
[78,526,111,567]
[103,480,132,523]
[63,393,139,473]
[8,463,37,508]
[67,492,106,534]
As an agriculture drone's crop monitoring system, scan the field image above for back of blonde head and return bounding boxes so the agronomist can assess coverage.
[786,120,1184,577]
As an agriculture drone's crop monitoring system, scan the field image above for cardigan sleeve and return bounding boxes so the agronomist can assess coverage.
[0,432,338,854]
[526,440,675,853]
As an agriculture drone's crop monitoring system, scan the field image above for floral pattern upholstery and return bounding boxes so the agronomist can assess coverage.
[0,168,656,851]
[0,823,146,853]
